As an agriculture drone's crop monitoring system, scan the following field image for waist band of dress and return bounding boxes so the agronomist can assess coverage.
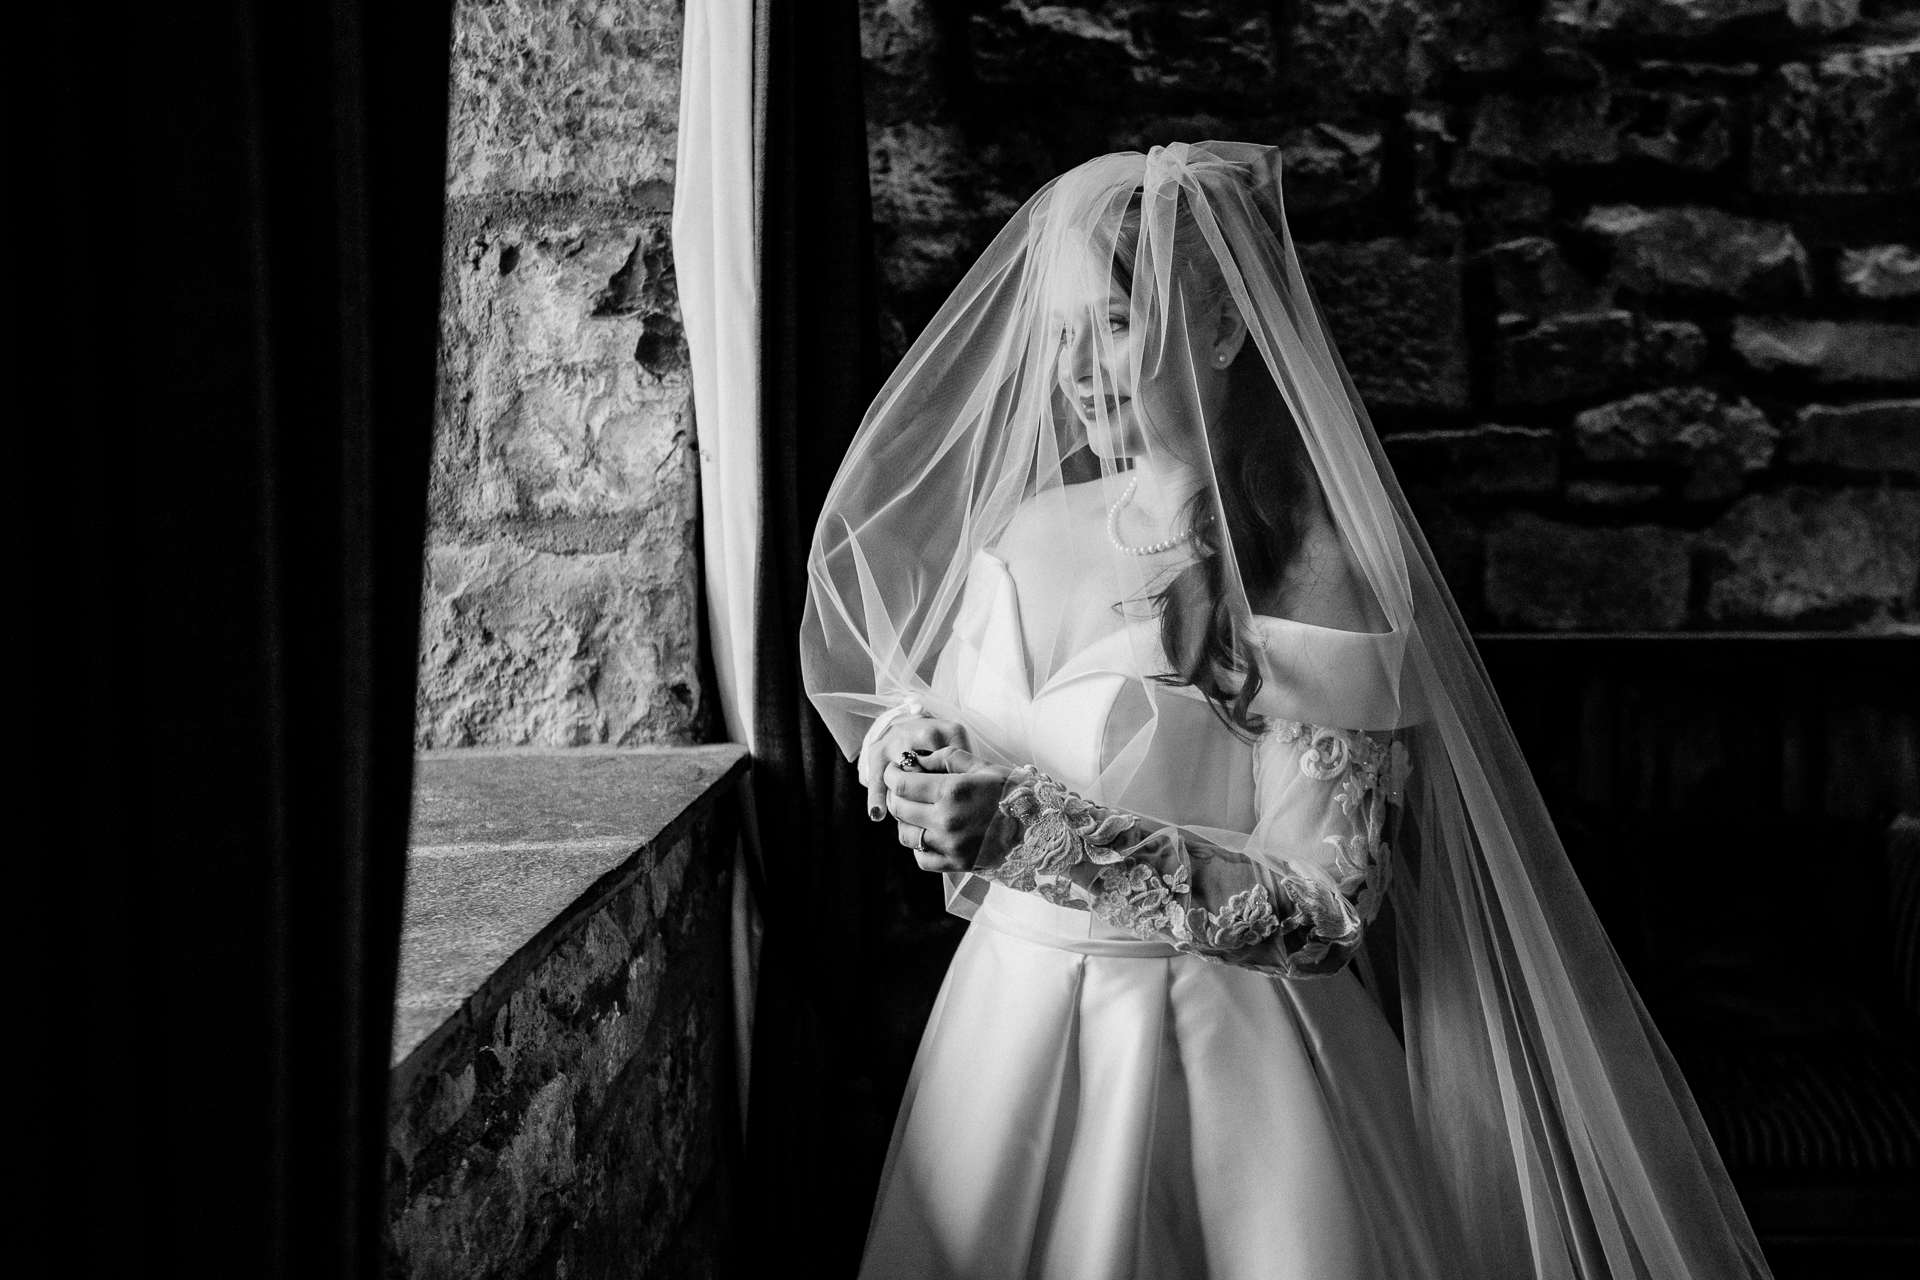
[973,890,1183,958]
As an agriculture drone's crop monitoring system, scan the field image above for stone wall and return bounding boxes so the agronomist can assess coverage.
[390,822,731,1279]
[417,0,709,747]
[860,0,1920,631]
[388,750,745,1280]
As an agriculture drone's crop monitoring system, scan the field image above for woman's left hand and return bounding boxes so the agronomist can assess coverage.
[883,746,1012,873]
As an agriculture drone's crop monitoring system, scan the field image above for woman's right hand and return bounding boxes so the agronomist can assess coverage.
[864,716,971,822]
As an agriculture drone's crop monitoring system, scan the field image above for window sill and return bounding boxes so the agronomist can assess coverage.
[393,743,748,1072]
[388,743,748,1276]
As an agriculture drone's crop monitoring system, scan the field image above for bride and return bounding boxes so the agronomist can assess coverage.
[802,143,1769,1279]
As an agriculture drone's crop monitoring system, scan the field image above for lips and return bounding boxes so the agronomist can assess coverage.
[1078,394,1129,414]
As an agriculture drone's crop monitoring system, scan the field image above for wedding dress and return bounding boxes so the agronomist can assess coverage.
[803,143,1771,1278]
[860,544,1452,1277]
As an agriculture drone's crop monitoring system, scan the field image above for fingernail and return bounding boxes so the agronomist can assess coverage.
[869,806,884,821]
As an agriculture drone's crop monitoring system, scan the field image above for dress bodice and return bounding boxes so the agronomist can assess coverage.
[930,548,1410,833]
[923,547,1412,950]
[930,549,1258,832]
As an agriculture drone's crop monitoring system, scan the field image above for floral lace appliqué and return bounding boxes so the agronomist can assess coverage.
[1271,718,1406,944]
[996,767,1137,875]
[985,725,1406,978]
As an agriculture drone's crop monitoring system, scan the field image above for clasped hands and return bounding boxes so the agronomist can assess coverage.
[862,716,1012,873]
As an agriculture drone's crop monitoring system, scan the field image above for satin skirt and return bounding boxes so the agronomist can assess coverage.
[859,885,1454,1280]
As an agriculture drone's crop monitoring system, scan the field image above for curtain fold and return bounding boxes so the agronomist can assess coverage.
[674,0,767,1134]
[742,0,893,1271]
[676,0,763,754]
[15,2,450,1276]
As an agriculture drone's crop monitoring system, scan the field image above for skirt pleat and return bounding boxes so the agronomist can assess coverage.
[860,889,1454,1280]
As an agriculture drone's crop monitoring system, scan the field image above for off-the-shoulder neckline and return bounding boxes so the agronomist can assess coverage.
[977,547,1396,643]
[1251,612,1398,642]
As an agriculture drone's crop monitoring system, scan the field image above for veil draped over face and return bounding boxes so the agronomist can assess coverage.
[801,142,1768,1279]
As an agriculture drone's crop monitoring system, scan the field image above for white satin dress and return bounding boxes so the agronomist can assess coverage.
[858,550,1456,1280]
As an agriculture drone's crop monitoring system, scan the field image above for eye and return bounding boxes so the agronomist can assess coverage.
[1107,312,1129,333]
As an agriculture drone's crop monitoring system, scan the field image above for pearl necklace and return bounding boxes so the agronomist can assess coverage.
[1105,478,1214,556]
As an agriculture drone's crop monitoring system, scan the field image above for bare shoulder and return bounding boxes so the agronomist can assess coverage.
[1267,516,1390,633]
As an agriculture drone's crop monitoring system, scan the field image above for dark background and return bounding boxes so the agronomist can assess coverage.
[859,0,1920,633]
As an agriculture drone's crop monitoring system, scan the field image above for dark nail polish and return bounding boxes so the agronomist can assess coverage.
[870,806,884,821]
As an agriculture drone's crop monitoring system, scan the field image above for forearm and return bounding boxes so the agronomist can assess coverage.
[974,765,1381,978]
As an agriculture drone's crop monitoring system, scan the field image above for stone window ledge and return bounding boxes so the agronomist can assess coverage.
[388,744,748,1277]
[392,743,749,1077]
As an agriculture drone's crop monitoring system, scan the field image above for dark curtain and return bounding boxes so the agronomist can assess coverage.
[743,0,892,1272]
[15,3,451,1275]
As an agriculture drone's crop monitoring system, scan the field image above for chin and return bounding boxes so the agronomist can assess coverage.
[1084,417,1142,462]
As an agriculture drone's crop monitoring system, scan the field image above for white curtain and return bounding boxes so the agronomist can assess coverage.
[673,0,763,1128]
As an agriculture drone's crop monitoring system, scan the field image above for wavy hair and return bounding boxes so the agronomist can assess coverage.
[1109,188,1317,735]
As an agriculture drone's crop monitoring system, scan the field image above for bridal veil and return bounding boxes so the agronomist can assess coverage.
[800,141,1770,1279]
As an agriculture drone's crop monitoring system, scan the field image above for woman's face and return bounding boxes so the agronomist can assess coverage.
[1051,241,1238,465]
[1051,245,1143,461]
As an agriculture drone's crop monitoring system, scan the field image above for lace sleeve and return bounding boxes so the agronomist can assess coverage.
[974,723,1407,978]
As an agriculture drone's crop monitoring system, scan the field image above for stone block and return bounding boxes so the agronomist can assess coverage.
[971,0,1135,93]
[1495,310,1639,407]
[431,218,692,532]
[1734,317,1920,384]
[1786,0,1862,31]
[1543,0,1857,37]
[415,534,706,748]
[867,121,993,302]
[1574,387,1776,501]
[1543,0,1781,40]
[1752,40,1920,196]
[1444,0,1540,77]
[1633,58,1763,89]
[970,1,1279,107]
[1641,318,1709,379]
[1126,2,1283,100]
[1406,104,1454,190]
[1839,245,1920,300]
[1482,236,1609,322]
[862,0,948,123]
[1706,487,1920,624]
[445,0,681,198]
[1455,176,1557,232]
[1614,82,1737,172]
[1289,0,1436,104]
[1384,425,1560,495]
[1465,91,1618,170]
[1585,205,1810,301]
[1485,514,1692,630]
[1463,78,1741,180]
[1298,238,1469,411]
[1275,123,1383,213]
[869,121,974,232]
[1787,400,1920,472]
[1568,479,1665,505]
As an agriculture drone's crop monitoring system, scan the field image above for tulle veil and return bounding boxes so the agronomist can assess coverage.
[801,141,1769,1278]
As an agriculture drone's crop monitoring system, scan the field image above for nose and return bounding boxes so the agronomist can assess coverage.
[1060,320,1099,394]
